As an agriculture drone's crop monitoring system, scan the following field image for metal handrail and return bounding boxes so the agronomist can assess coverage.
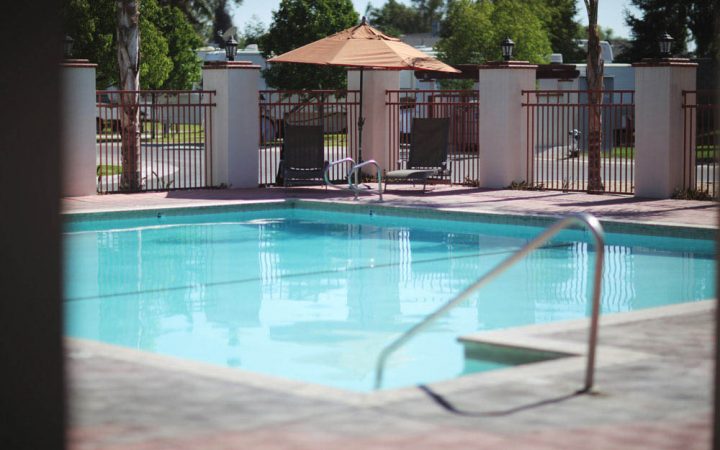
[374,213,605,392]
[322,158,383,202]
[348,160,383,202]
[323,157,356,191]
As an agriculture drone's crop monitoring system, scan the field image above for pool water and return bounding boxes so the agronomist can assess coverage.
[63,207,715,391]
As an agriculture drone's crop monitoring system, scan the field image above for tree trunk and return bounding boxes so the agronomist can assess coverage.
[584,0,604,193]
[117,0,141,191]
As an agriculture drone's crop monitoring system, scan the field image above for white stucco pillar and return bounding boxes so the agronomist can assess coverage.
[633,59,697,198]
[348,69,399,171]
[202,61,260,188]
[60,59,97,197]
[477,61,538,189]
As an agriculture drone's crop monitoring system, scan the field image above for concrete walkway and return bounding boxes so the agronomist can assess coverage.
[63,187,717,449]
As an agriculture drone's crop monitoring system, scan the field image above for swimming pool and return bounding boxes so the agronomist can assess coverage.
[63,203,715,391]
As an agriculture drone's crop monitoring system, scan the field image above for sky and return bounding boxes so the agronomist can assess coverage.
[231,0,639,40]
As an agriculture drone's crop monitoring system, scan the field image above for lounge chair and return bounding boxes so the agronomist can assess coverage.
[278,124,327,187]
[385,117,450,192]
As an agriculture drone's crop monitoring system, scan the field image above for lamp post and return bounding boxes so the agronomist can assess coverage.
[225,35,238,61]
[659,32,674,58]
[501,37,515,61]
[63,35,74,59]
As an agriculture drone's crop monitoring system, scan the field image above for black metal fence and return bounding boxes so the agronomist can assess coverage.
[96,90,215,193]
[682,90,718,197]
[258,90,360,185]
[386,90,479,185]
[522,90,635,194]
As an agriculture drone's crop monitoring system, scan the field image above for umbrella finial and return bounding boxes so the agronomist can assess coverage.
[361,16,367,25]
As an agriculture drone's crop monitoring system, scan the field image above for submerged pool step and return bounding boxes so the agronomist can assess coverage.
[461,340,571,370]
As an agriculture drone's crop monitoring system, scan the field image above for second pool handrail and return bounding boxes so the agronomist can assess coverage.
[374,213,605,392]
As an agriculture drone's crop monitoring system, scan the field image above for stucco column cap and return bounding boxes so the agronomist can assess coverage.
[60,59,96,68]
[632,58,698,68]
[203,60,261,70]
[478,60,538,70]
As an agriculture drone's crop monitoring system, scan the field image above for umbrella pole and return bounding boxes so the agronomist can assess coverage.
[357,68,364,167]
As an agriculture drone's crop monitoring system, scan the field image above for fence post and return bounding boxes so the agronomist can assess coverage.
[633,58,697,198]
[60,59,97,196]
[348,69,399,171]
[202,61,260,188]
[477,61,538,188]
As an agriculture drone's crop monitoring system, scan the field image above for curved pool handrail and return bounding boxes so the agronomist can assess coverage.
[348,160,383,202]
[374,213,605,392]
[323,157,356,191]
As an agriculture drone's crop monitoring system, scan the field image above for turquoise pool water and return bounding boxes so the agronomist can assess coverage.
[63,206,715,391]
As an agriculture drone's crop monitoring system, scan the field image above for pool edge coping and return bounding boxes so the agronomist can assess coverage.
[62,198,718,240]
[66,299,716,408]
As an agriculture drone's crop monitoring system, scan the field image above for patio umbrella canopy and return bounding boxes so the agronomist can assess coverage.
[268,17,460,162]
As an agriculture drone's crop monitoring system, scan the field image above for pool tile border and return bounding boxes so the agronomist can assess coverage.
[63,199,717,240]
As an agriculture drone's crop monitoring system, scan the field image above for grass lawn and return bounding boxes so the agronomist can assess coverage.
[97,122,207,145]
[608,145,718,160]
[97,165,122,176]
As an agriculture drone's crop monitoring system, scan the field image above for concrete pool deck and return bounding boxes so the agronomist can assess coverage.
[63,187,718,449]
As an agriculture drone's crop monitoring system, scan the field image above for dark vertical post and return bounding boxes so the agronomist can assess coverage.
[0,1,65,449]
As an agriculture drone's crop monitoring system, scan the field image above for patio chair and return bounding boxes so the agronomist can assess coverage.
[278,124,328,187]
[385,117,450,192]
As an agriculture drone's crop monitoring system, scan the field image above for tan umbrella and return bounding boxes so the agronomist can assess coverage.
[268,17,460,162]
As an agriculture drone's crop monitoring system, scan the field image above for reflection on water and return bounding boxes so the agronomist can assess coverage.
[63,212,715,391]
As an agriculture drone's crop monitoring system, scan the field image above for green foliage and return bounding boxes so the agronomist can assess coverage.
[623,0,717,61]
[437,0,552,65]
[367,0,422,37]
[543,0,585,62]
[159,0,244,44]
[687,0,718,59]
[507,180,545,190]
[260,0,359,90]
[623,0,690,61]
[153,5,204,89]
[241,15,267,46]
[671,188,714,201]
[62,0,203,89]
[139,1,174,89]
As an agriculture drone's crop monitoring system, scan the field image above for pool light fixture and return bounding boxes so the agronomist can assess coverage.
[659,32,673,57]
[501,37,515,61]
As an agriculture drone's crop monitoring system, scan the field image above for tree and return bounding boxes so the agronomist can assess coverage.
[436,0,552,65]
[584,0,604,193]
[366,0,422,37]
[543,0,585,62]
[260,0,359,90]
[116,0,142,191]
[159,0,243,44]
[623,0,690,61]
[688,0,718,59]
[241,15,267,46]
[62,0,203,89]
[153,6,203,89]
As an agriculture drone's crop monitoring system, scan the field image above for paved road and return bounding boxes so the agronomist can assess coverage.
[96,143,207,192]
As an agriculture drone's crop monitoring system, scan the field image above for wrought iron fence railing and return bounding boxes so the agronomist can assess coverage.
[258,90,360,186]
[386,89,479,185]
[522,90,635,194]
[682,90,718,198]
[96,90,215,193]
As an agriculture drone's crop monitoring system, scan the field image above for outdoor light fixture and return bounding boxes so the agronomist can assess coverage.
[225,35,238,61]
[659,32,674,57]
[64,35,74,59]
[501,37,515,61]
